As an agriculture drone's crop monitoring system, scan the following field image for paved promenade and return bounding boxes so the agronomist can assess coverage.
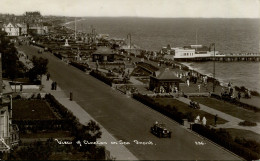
[176,97,260,135]
[41,75,138,160]
[15,44,243,160]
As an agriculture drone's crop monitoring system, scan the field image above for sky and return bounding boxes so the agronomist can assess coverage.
[0,0,259,18]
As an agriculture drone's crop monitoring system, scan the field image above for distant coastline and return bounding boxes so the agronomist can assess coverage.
[60,18,260,95]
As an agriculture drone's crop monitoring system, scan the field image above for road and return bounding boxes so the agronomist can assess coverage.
[17,45,241,160]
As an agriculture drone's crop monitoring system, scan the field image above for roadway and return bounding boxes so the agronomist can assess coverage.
[17,45,242,160]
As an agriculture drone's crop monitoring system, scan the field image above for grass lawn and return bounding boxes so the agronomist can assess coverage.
[13,99,58,120]
[20,131,71,139]
[192,97,260,123]
[154,98,227,125]
[224,128,260,143]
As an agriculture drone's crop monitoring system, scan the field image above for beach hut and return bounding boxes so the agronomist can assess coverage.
[92,46,115,62]
[149,68,183,93]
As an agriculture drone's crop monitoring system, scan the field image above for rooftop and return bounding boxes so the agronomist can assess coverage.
[152,68,182,81]
[93,46,114,55]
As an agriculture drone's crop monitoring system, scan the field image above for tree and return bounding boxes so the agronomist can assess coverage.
[27,56,48,82]
[72,120,103,159]
[0,30,19,79]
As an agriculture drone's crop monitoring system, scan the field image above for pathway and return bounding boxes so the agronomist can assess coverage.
[176,97,260,135]
[41,75,138,160]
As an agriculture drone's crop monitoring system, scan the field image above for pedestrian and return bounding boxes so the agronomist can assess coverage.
[214,114,218,126]
[198,84,201,92]
[195,115,200,124]
[47,73,50,81]
[187,78,190,87]
[54,82,57,90]
[202,117,207,126]
[238,91,241,100]
[20,84,23,91]
[51,82,54,90]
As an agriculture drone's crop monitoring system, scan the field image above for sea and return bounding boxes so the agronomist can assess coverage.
[66,17,260,92]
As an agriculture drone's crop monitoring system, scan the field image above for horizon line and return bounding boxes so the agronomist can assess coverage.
[0,12,259,19]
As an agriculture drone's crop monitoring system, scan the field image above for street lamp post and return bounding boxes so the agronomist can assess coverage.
[211,43,216,93]
[127,33,131,56]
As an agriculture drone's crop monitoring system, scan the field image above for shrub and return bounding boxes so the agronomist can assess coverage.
[238,120,257,126]
[251,90,260,96]
[234,137,260,154]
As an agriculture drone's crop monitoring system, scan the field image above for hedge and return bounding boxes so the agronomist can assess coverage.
[53,53,63,60]
[192,124,260,160]
[90,70,113,86]
[45,94,77,122]
[133,93,184,124]
[69,61,88,72]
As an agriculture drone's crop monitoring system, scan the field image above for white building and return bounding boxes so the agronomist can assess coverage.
[2,23,20,36]
[163,45,220,60]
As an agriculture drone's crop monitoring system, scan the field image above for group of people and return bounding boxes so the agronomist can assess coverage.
[194,115,207,126]
[194,114,218,126]
[51,81,58,90]
[221,82,251,100]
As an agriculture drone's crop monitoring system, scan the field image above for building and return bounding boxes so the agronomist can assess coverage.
[1,23,20,36]
[163,45,220,60]
[149,68,183,93]
[0,53,19,151]
[16,23,27,35]
[28,23,48,35]
[92,47,115,62]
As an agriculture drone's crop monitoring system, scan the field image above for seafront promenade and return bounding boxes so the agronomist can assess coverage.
[40,75,138,160]
[16,44,242,160]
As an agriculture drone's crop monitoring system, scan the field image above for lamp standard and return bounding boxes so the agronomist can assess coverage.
[211,43,216,92]
[127,33,131,56]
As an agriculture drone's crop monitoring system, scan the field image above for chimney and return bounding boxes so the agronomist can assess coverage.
[0,53,2,94]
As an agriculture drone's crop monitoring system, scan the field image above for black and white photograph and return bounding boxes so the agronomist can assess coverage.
[0,0,259,160]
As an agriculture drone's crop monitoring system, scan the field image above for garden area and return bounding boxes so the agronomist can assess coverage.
[191,96,260,123]
[153,98,227,125]
[13,99,57,120]
[4,94,110,160]
[133,94,227,125]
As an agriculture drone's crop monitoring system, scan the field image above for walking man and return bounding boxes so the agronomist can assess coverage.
[214,114,218,126]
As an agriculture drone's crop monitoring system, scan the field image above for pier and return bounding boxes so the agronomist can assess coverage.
[174,53,260,62]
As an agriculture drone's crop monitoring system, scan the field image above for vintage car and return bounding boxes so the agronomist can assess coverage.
[189,100,200,109]
[151,123,171,138]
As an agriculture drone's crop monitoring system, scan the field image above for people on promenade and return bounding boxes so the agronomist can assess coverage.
[195,115,200,124]
[202,117,207,126]
[51,82,54,90]
[214,114,218,126]
[47,73,50,81]
[238,91,241,100]
[198,84,201,92]
[54,82,57,90]
[186,78,190,87]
